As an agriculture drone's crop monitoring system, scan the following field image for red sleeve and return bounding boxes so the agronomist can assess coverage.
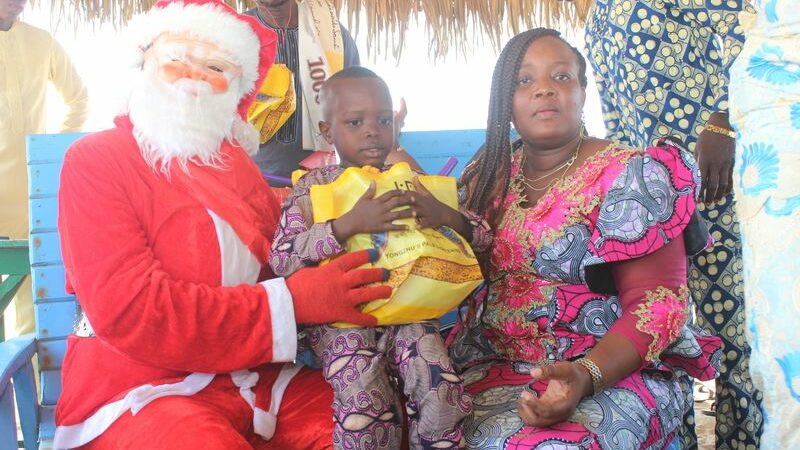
[58,138,295,373]
[607,235,690,364]
[241,159,282,281]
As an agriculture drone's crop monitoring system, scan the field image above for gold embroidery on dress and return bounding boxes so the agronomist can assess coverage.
[504,142,641,264]
[634,285,690,362]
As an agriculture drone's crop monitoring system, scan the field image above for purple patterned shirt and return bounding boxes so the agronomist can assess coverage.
[269,165,492,277]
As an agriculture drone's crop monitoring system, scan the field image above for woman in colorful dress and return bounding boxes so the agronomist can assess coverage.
[449,28,722,449]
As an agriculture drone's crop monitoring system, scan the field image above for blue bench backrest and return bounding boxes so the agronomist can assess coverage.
[399,129,485,177]
[24,129,486,441]
[27,132,85,440]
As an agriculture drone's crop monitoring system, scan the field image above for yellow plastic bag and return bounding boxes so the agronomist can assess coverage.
[310,162,483,327]
[247,64,296,144]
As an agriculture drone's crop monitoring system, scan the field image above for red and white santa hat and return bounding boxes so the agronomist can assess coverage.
[128,0,277,123]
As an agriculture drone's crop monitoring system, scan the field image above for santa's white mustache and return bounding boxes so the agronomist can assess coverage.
[171,78,214,96]
[126,68,243,175]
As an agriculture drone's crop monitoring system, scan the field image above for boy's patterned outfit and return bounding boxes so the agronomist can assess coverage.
[270,165,490,450]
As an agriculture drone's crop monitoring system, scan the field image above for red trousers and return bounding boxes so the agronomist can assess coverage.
[79,367,334,450]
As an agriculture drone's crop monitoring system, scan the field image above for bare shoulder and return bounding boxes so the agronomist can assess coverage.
[582,138,615,156]
[572,137,615,167]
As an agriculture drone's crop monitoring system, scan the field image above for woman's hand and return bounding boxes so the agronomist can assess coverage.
[332,181,415,242]
[517,361,593,428]
[408,177,460,229]
[407,177,474,240]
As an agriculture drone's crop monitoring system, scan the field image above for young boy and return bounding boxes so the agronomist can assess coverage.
[269,66,490,450]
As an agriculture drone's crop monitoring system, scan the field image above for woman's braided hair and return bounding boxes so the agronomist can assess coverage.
[460,28,588,226]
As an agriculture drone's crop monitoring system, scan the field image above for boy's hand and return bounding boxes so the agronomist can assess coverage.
[332,181,415,242]
[408,177,464,231]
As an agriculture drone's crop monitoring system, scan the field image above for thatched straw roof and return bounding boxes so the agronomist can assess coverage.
[33,0,593,59]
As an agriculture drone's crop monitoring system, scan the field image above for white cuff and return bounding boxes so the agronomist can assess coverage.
[259,278,297,362]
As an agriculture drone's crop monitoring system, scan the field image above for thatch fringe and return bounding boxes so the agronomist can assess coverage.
[31,0,593,59]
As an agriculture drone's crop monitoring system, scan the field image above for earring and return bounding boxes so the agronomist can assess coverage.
[579,114,588,139]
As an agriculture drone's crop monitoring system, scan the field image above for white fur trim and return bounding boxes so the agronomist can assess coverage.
[52,373,215,449]
[231,117,260,155]
[230,369,260,407]
[230,364,303,440]
[128,1,261,97]
[260,278,297,362]
[207,210,262,286]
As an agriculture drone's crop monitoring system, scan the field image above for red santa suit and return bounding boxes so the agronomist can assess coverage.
[51,1,383,448]
[55,116,339,450]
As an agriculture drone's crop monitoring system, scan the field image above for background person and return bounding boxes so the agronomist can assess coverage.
[0,0,88,338]
[245,0,421,182]
[729,1,800,446]
[584,1,763,447]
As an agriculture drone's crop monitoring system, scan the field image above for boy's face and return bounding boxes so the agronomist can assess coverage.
[319,77,394,169]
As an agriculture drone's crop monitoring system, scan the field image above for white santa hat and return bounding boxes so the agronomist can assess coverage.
[127,0,277,151]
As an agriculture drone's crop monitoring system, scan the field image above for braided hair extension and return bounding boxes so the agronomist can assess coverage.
[460,28,588,226]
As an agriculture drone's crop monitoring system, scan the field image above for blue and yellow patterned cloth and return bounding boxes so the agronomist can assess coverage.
[730,1,800,447]
[585,0,746,146]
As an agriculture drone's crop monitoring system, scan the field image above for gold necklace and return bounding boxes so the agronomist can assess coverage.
[522,177,558,192]
[520,138,583,192]
[524,151,578,183]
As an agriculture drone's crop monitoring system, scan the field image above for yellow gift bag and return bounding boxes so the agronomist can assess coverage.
[247,64,296,144]
[310,162,484,328]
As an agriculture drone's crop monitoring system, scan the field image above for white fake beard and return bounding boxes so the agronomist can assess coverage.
[126,68,242,175]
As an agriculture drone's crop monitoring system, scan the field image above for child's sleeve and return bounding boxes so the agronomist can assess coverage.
[457,184,494,253]
[269,172,345,277]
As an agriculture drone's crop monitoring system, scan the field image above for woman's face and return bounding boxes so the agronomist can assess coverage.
[511,36,586,149]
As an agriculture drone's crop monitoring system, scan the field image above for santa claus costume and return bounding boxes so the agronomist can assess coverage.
[53,1,387,448]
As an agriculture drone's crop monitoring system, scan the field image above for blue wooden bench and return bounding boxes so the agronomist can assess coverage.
[0,129,486,449]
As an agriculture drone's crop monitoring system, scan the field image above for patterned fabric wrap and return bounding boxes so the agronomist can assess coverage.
[729,1,800,447]
[585,2,764,448]
[308,322,471,450]
[585,0,749,145]
[270,165,346,276]
[449,142,721,449]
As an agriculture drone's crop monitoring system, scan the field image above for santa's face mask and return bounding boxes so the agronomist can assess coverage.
[129,33,249,174]
[146,34,242,95]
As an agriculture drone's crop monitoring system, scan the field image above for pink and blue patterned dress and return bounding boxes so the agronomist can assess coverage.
[450,141,721,449]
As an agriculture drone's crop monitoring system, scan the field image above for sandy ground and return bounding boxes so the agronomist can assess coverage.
[695,380,717,450]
